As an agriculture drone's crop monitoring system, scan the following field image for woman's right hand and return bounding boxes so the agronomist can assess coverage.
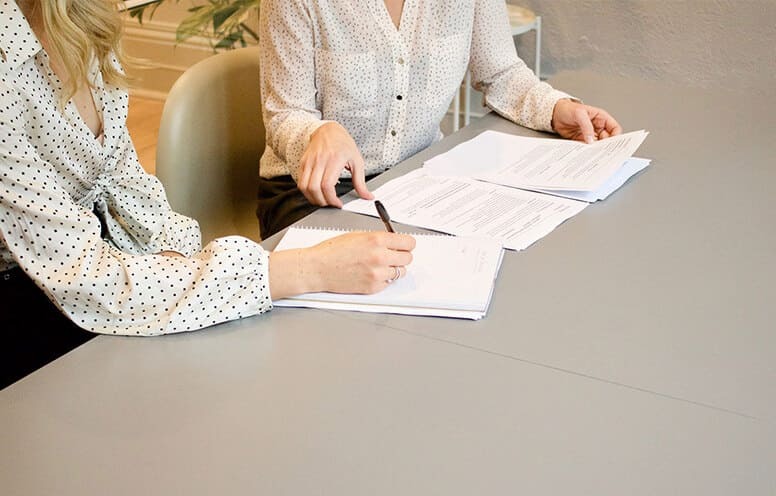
[268,231,416,299]
[297,122,375,208]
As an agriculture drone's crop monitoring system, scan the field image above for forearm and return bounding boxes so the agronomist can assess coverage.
[266,113,331,178]
[484,73,574,132]
[469,0,574,132]
[59,237,272,336]
[260,0,328,176]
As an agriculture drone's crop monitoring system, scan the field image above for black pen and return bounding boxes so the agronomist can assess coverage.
[374,200,395,233]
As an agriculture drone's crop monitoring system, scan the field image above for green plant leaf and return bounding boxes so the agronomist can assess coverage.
[213,5,241,31]
[132,0,261,51]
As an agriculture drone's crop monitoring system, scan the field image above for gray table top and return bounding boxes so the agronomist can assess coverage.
[2,71,775,495]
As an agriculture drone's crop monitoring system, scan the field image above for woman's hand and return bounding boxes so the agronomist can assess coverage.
[268,231,416,299]
[298,122,375,208]
[551,99,623,144]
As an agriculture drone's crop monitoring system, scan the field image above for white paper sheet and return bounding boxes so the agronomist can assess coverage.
[344,169,587,251]
[423,130,649,193]
[529,157,652,202]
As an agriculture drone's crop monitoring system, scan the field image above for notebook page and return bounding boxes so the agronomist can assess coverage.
[272,227,504,318]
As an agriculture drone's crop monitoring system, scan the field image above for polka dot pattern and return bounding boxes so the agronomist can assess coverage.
[0,2,272,335]
[258,0,573,182]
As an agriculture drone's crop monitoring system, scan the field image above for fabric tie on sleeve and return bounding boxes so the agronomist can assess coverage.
[76,166,169,255]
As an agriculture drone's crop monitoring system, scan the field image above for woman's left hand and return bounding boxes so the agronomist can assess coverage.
[551,99,623,144]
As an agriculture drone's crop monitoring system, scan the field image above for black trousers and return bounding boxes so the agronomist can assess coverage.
[0,267,95,390]
[257,174,376,239]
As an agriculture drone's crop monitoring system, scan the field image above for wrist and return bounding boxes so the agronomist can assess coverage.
[296,247,326,294]
[551,98,574,132]
[269,249,324,299]
[311,121,340,139]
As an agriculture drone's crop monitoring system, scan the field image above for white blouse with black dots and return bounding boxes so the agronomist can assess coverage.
[259,0,574,181]
[0,1,272,336]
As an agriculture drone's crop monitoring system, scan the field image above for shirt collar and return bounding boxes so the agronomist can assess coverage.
[0,1,44,75]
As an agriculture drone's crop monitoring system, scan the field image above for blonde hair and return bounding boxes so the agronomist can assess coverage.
[39,0,130,101]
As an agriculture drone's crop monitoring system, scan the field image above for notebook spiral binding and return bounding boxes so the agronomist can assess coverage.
[291,225,451,237]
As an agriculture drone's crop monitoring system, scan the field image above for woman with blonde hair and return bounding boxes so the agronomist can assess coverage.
[0,0,415,389]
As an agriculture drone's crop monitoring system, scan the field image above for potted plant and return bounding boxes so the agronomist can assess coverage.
[129,0,260,51]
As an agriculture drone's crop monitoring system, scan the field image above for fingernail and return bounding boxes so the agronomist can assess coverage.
[585,135,595,144]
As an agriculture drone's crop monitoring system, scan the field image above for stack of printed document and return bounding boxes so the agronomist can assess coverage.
[344,169,587,251]
[423,129,650,202]
[273,227,504,320]
[345,130,649,250]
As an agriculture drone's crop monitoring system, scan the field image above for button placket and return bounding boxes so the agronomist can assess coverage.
[384,43,409,166]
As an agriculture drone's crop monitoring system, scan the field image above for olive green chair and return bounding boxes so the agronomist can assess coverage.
[155,46,263,244]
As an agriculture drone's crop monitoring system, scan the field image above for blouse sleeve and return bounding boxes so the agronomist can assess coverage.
[259,0,332,179]
[469,0,575,132]
[104,126,203,258]
[0,86,273,336]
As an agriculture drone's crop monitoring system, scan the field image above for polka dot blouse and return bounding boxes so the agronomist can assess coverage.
[259,0,573,181]
[0,1,272,336]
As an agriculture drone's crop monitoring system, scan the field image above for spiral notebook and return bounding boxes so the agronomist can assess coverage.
[272,227,505,320]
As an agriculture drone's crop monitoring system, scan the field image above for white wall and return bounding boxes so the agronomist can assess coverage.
[125,1,776,100]
[510,0,776,96]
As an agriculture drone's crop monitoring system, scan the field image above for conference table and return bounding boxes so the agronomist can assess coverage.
[1,72,774,495]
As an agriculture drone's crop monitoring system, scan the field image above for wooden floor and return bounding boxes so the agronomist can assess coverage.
[126,95,165,175]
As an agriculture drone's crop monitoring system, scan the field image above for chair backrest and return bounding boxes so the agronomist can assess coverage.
[156,46,263,244]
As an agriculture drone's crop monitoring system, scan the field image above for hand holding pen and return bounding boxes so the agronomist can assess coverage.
[374,200,413,283]
[374,200,395,233]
